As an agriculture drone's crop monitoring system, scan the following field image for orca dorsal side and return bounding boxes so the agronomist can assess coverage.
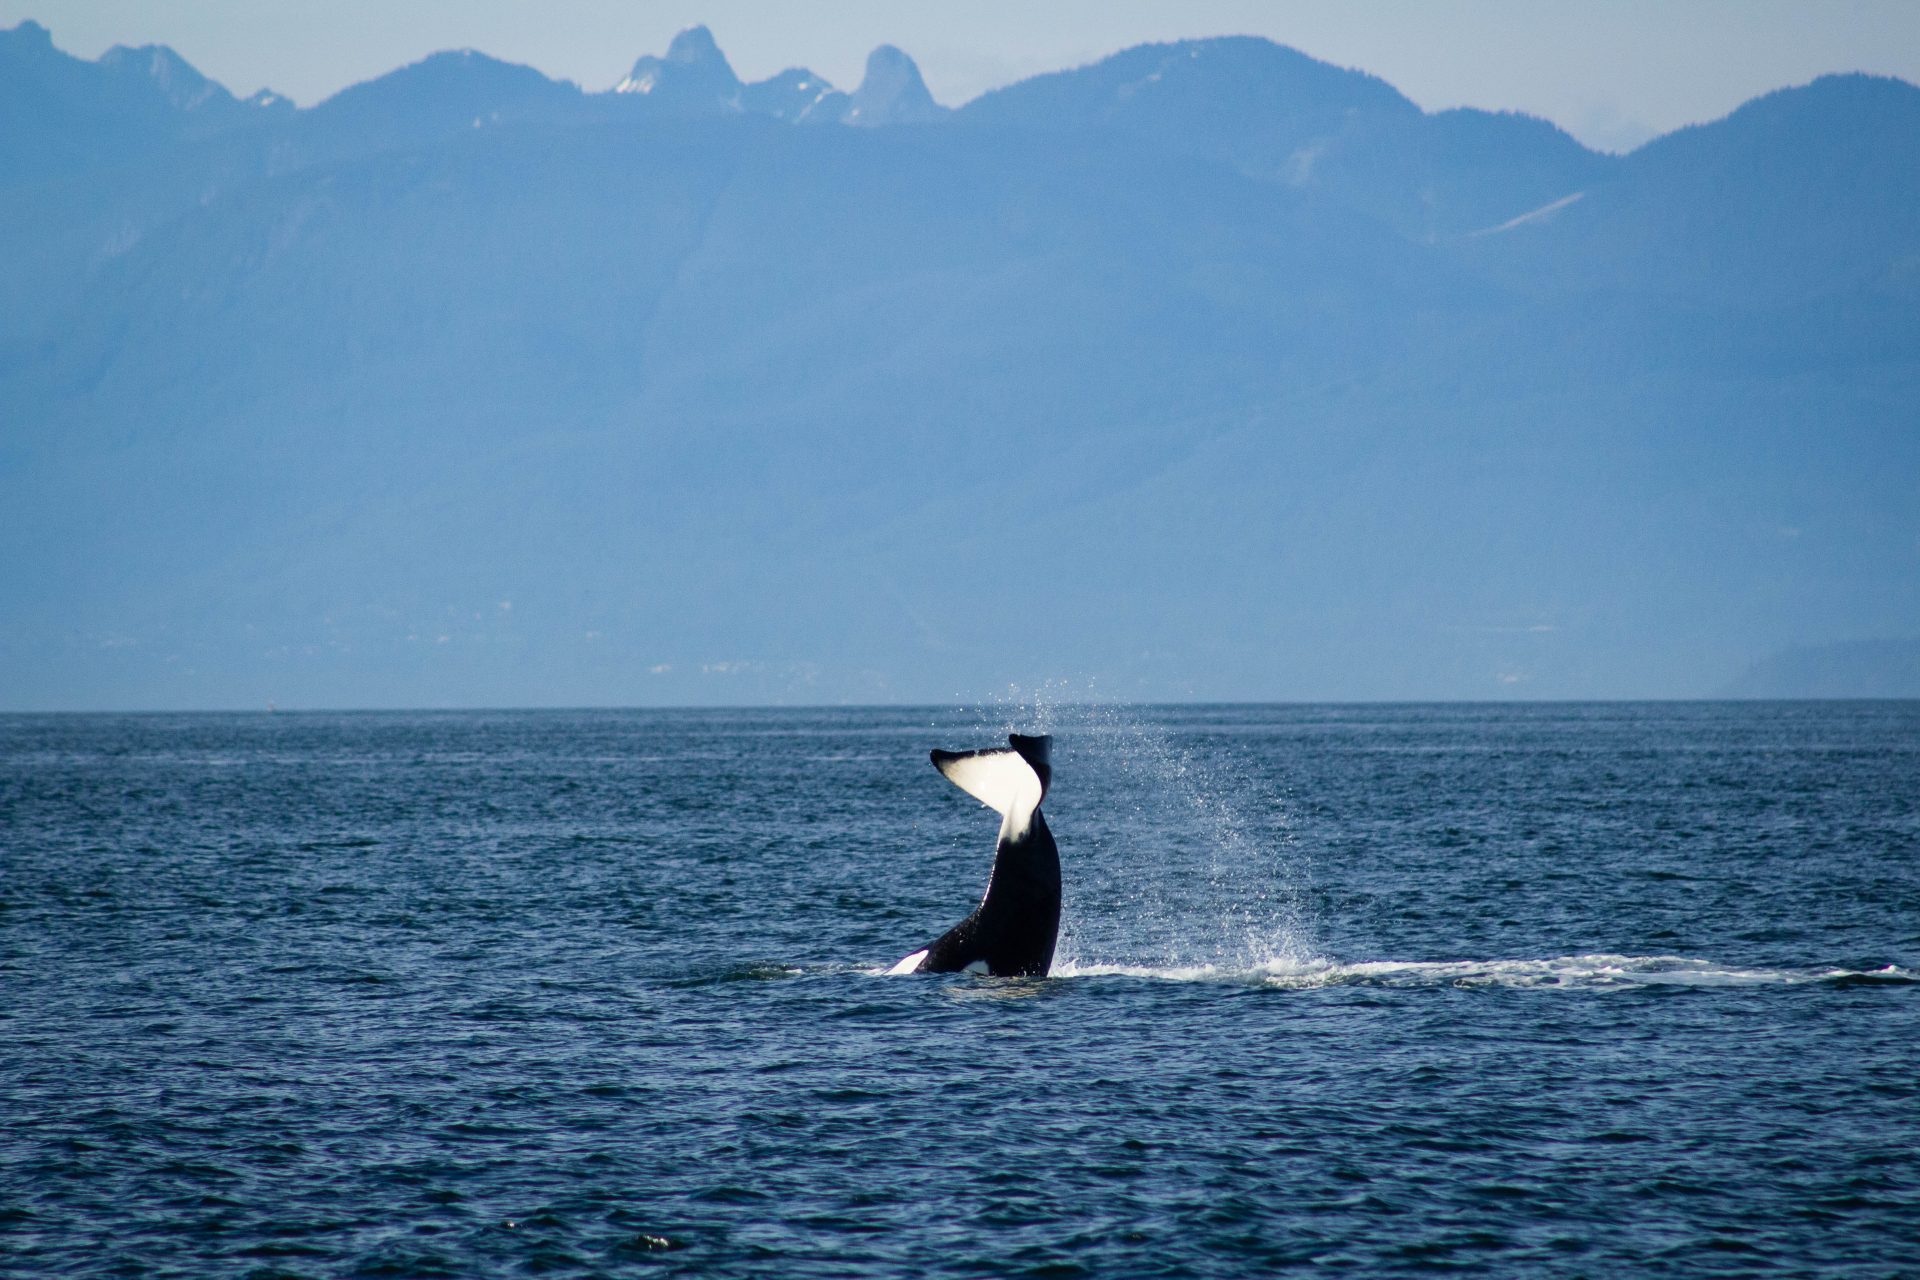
[892,733,1061,978]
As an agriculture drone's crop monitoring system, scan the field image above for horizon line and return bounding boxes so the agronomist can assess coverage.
[4,696,1916,717]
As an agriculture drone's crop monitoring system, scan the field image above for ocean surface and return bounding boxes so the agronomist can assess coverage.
[4,702,1917,1278]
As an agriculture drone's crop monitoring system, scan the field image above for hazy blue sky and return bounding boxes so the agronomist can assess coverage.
[10,0,1919,151]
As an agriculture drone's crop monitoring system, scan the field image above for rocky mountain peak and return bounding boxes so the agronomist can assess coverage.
[616,24,742,106]
[97,42,237,112]
[846,44,948,126]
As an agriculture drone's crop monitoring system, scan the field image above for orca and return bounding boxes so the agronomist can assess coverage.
[889,733,1060,978]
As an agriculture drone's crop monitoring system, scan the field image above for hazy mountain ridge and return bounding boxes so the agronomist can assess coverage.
[2,21,1916,708]
[1722,637,1920,698]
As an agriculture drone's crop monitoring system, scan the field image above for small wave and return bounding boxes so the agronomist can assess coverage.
[663,962,808,988]
[1050,954,1918,990]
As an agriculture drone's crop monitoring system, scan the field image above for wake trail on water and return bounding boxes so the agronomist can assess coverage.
[853,955,1914,988]
[1048,953,1918,989]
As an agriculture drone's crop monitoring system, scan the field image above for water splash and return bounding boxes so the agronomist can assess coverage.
[955,684,1316,973]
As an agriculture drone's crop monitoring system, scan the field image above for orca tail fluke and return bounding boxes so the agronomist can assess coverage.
[930,733,1051,818]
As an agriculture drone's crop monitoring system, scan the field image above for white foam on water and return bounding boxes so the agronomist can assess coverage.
[1050,953,1917,990]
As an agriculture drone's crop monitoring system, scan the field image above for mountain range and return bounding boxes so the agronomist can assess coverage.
[3,19,1916,708]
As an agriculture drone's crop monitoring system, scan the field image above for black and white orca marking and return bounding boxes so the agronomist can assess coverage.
[889,733,1060,978]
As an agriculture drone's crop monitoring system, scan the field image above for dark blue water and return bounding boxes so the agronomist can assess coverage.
[4,703,1918,1277]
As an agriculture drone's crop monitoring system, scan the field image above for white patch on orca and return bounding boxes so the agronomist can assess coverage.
[963,959,990,975]
[933,747,1044,843]
[886,949,928,976]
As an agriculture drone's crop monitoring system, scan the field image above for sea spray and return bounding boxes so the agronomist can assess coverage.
[960,684,1317,974]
